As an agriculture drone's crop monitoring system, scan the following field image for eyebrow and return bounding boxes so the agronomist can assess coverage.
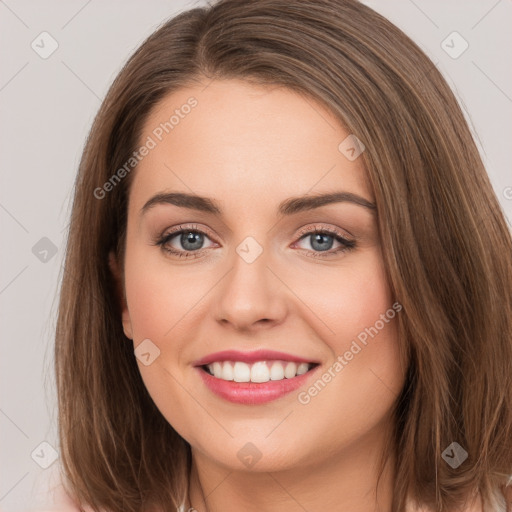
[140,191,377,217]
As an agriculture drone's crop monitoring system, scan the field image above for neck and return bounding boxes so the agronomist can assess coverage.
[186,426,396,512]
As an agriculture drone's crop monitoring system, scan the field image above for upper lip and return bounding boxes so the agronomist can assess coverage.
[193,349,319,367]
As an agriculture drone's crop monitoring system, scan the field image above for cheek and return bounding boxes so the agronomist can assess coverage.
[285,248,395,346]
[123,246,205,342]
[122,248,202,431]
[289,249,403,401]
[287,261,402,462]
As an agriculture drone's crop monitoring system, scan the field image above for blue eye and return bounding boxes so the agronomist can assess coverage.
[175,231,206,251]
[294,228,356,257]
[154,224,356,259]
[155,225,215,258]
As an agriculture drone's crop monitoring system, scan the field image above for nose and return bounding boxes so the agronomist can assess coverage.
[212,242,288,332]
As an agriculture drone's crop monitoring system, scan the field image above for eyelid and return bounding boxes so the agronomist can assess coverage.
[160,223,219,242]
[295,223,356,241]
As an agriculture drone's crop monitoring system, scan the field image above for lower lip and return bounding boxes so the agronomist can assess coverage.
[196,366,319,405]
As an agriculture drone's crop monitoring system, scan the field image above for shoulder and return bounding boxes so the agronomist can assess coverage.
[30,463,92,512]
[31,463,188,512]
[36,485,83,511]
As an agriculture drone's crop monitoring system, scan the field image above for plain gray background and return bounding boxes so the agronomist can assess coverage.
[1,0,511,509]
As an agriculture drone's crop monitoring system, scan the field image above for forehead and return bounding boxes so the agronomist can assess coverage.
[129,79,372,212]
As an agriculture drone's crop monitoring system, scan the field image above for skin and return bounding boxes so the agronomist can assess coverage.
[112,78,408,512]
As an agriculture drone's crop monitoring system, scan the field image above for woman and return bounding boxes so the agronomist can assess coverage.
[51,0,512,510]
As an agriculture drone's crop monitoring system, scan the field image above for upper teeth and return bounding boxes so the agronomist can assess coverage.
[206,360,312,383]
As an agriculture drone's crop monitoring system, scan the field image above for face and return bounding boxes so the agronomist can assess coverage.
[116,78,405,473]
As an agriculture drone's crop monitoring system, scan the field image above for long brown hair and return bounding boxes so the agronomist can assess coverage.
[55,0,512,510]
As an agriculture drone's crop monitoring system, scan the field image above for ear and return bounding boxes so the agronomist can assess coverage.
[108,251,133,340]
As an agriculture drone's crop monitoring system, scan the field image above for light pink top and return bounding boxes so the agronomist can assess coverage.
[30,463,186,512]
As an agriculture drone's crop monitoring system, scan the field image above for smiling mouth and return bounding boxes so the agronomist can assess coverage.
[201,360,319,383]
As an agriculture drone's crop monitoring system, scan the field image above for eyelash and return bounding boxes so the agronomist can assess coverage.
[153,223,357,259]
